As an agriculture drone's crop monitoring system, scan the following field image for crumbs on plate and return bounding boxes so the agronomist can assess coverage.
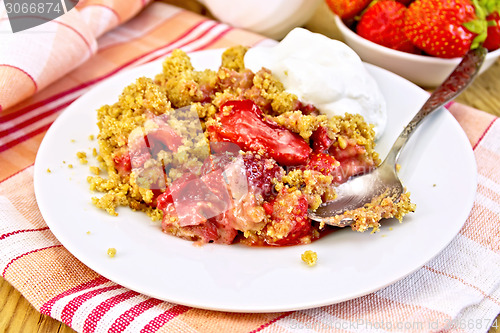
[301,250,317,266]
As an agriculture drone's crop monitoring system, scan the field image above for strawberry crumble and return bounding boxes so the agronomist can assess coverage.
[88,46,415,246]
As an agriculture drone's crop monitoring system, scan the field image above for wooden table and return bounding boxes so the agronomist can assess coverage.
[1,1,499,332]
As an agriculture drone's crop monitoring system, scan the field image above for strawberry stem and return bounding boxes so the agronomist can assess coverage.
[466,0,489,48]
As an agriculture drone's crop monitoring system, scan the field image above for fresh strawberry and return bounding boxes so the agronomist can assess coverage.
[307,153,339,176]
[265,188,311,246]
[484,11,500,50]
[325,0,371,20]
[357,0,420,53]
[404,0,480,58]
[208,100,312,166]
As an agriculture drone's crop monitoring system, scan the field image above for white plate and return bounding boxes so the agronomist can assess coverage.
[34,49,477,312]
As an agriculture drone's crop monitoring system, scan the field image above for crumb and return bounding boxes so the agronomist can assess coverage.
[433,184,437,187]
[71,139,76,143]
[63,161,66,164]
[77,151,88,165]
[89,134,95,140]
[381,234,387,238]
[107,248,116,258]
[86,231,91,235]
[389,227,393,231]
[68,164,73,169]
[46,168,51,173]
[395,164,401,172]
[301,250,317,267]
[92,148,98,157]
[89,166,100,175]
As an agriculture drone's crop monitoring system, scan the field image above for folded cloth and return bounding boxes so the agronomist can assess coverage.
[0,0,154,111]
[1,2,500,333]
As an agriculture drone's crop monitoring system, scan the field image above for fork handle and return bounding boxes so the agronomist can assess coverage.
[383,47,487,167]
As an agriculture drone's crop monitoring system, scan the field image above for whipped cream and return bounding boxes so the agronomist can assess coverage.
[244,28,387,137]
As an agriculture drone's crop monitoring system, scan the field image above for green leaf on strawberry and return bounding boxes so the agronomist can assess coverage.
[463,0,489,49]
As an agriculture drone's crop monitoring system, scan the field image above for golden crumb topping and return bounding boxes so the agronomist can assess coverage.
[301,250,318,266]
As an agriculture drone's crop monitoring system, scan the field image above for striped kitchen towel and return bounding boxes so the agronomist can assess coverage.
[1,1,500,332]
[0,0,156,112]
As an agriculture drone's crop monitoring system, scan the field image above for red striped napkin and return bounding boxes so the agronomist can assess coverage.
[1,2,500,332]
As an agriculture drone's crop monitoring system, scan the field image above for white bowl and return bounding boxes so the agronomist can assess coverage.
[334,15,500,87]
[198,0,322,39]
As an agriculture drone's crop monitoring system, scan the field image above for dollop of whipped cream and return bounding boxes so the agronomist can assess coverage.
[244,28,387,137]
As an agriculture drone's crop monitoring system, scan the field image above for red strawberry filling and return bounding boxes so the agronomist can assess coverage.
[208,100,312,166]
[115,99,376,246]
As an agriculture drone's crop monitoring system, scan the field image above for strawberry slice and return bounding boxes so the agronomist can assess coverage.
[208,100,312,166]
[157,172,238,244]
[243,153,285,200]
[310,126,333,153]
[404,0,478,58]
[357,1,420,54]
[307,153,340,176]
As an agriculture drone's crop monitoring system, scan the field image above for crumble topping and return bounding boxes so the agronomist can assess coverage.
[86,46,414,246]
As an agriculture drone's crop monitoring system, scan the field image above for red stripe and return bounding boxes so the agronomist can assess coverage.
[4,16,93,54]
[144,25,232,64]
[0,22,226,152]
[0,99,73,139]
[82,290,139,333]
[97,10,182,54]
[109,298,164,333]
[122,20,218,66]
[473,118,497,151]
[0,19,210,123]
[0,21,217,149]
[61,285,123,327]
[0,227,50,240]
[40,276,110,316]
[2,244,63,277]
[95,20,217,70]
[52,19,94,54]
[444,101,455,109]
[192,26,231,52]
[139,305,191,333]
[249,312,292,333]
[0,163,34,183]
[0,64,38,92]
[0,122,52,153]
